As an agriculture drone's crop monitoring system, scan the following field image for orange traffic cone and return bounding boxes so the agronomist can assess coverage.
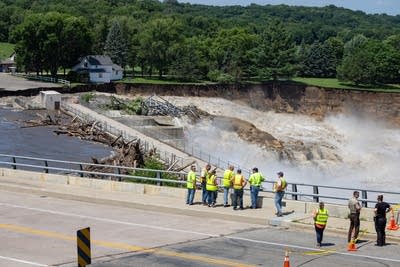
[347,240,357,251]
[387,210,399,230]
[283,250,290,267]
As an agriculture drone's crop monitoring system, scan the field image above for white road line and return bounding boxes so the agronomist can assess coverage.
[0,255,47,266]
[0,202,218,238]
[226,236,400,264]
[3,202,399,264]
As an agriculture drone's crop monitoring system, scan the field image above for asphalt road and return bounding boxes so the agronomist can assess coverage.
[0,73,60,91]
[0,189,399,267]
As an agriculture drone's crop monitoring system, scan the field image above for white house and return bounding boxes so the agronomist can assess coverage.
[0,52,16,73]
[71,55,123,83]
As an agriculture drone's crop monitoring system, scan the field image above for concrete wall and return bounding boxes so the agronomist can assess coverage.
[0,168,375,221]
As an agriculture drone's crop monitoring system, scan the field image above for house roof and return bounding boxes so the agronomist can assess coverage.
[85,55,114,66]
[112,64,123,71]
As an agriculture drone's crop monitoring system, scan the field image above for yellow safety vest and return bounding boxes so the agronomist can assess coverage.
[249,172,263,186]
[187,170,196,189]
[315,208,329,225]
[206,175,218,191]
[223,169,233,187]
[274,177,287,192]
[233,174,244,189]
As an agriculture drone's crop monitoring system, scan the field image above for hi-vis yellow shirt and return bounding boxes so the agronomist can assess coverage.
[223,169,234,187]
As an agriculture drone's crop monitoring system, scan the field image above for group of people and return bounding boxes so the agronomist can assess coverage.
[186,164,287,216]
[312,190,393,248]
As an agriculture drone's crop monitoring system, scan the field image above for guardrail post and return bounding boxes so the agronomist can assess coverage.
[11,157,16,169]
[291,184,298,200]
[361,190,368,208]
[156,171,162,186]
[115,167,121,181]
[313,185,319,202]
[79,164,84,177]
[44,160,49,173]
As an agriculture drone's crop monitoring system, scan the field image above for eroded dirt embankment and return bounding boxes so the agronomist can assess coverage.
[115,82,400,126]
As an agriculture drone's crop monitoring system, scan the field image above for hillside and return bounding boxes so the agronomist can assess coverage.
[1,0,399,43]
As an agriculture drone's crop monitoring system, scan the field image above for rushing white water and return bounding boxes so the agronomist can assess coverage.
[166,96,400,192]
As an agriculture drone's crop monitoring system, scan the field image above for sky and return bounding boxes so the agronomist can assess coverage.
[181,0,400,16]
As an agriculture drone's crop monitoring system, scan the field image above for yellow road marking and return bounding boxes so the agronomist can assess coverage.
[0,224,254,267]
[304,250,336,255]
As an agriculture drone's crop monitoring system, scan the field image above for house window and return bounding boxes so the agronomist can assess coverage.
[99,73,103,78]
[116,71,119,75]
[84,62,88,67]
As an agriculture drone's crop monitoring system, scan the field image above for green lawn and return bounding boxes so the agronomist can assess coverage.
[120,77,209,85]
[293,77,400,93]
[0,42,15,60]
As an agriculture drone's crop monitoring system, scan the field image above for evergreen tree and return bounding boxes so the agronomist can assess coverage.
[256,20,298,80]
[104,20,128,68]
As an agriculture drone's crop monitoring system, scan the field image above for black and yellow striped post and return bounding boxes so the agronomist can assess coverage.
[77,227,91,267]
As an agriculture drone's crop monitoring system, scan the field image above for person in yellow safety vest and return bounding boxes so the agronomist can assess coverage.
[248,167,264,209]
[200,164,211,205]
[186,165,196,205]
[274,171,287,216]
[222,165,235,207]
[230,169,247,210]
[313,202,329,248]
[206,170,218,207]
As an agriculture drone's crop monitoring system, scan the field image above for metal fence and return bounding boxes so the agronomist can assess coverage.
[0,154,398,207]
[61,103,186,168]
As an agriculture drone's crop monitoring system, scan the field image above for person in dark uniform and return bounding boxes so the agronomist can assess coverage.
[374,195,391,246]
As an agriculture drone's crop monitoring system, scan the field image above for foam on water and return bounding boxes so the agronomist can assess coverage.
[169,96,400,191]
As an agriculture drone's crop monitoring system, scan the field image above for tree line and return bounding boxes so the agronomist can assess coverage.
[2,0,400,85]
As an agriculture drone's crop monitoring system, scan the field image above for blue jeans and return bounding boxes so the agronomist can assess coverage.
[202,183,208,203]
[223,187,230,206]
[208,191,217,205]
[250,186,260,208]
[186,188,195,205]
[233,189,244,209]
[274,191,285,214]
[315,225,325,245]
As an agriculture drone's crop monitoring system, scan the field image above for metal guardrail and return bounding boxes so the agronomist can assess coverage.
[12,73,71,87]
[0,154,398,207]
[61,103,186,168]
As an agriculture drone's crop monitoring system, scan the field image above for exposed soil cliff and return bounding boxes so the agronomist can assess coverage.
[115,82,400,126]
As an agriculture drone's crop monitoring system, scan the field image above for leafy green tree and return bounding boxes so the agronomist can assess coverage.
[300,37,343,77]
[384,34,400,51]
[168,37,209,81]
[208,27,259,82]
[104,20,128,68]
[92,16,109,54]
[338,39,400,84]
[256,20,298,80]
[12,12,91,77]
[139,17,183,78]
[343,34,368,57]
[12,14,45,75]
[61,16,92,74]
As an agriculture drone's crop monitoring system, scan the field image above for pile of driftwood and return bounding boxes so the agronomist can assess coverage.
[57,118,146,177]
[23,112,147,179]
[142,95,206,121]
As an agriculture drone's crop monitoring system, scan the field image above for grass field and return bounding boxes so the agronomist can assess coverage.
[121,77,208,85]
[0,42,15,60]
[293,77,400,93]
